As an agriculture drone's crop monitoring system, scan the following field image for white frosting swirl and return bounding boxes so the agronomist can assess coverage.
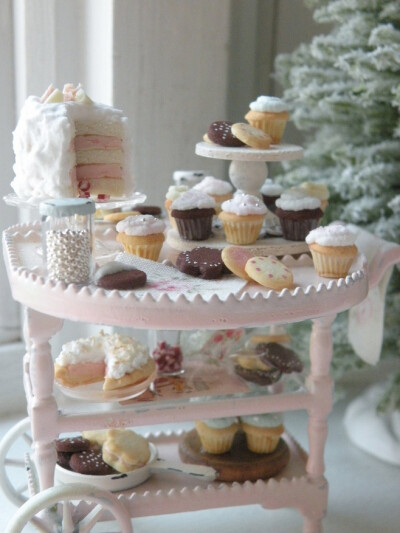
[193,176,233,195]
[55,331,150,379]
[275,189,321,211]
[202,417,239,429]
[260,179,283,196]
[221,194,267,216]
[306,223,357,247]
[170,189,216,210]
[240,413,283,428]
[116,214,166,236]
[249,95,287,113]
[165,184,189,201]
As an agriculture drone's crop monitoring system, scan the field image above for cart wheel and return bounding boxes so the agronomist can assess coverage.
[0,417,35,506]
[5,483,134,533]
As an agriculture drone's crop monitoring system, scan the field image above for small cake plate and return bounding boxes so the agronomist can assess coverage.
[55,368,157,403]
[55,442,216,492]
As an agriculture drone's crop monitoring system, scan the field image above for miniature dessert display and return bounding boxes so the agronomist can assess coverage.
[194,417,240,454]
[54,331,155,391]
[192,176,233,213]
[244,95,290,144]
[116,214,166,260]
[152,340,183,375]
[240,413,284,454]
[260,178,283,213]
[275,189,323,241]
[40,198,96,284]
[306,223,358,278]
[170,189,216,241]
[176,247,229,279]
[94,261,147,290]
[207,120,245,147]
[11,83,134,202]
[221,246,253,280]
[218,194,267,245]
[231,122,272,149]
[244,256,294,291]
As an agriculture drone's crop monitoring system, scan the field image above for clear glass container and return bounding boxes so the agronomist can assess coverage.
[39,198,96,284]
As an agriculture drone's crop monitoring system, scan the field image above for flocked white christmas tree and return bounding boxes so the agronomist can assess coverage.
[274,0,400,409]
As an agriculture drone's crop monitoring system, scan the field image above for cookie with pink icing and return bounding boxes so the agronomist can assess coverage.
[244,256,293,291]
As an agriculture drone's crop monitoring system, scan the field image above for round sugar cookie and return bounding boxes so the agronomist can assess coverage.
[244,256,293,290]
[207,121,245,147]
[103,211,140,223]
[221,246,254,280]
[231,123,272,149]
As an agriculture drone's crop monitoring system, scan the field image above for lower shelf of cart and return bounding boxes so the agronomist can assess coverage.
[56,430,327,521]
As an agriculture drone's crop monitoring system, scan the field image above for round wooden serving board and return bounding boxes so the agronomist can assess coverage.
[179,429,290,483]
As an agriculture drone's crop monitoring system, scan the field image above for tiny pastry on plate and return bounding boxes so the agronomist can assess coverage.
[176,247,229,279]
[103,210,140,223]
[244,256,294,291]
[194,417,239,454]
[231,351,282,386]
[221,246,253,280]
[240,413,284,454]
[94,261,147,290]
[207,120,245,147]
[70,449,117,475]
[255,342,303,374]
[170,189,216,241]
[306,223,358,278]
[116,214,166,260]
[102,429,151,473]
[231,122,271,149]
[218,194,267,245]
[54,331,155,391]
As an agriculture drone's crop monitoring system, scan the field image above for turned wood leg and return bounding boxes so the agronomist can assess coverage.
[24,307,63,491]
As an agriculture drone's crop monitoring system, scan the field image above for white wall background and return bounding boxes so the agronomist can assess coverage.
[0,0,321,415]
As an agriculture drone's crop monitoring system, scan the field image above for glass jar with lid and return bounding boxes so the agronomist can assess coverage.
[39,198,96,284]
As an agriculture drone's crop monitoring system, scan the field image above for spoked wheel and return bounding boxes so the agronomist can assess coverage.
[0,417,35,506]
[5,483,134,533]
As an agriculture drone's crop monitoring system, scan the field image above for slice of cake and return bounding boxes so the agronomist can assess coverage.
[54,331,155,391]
[12,83,134,202]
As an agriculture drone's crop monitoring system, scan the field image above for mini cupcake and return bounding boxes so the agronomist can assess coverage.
[260,179,283,213]
[116,214,166,260]
[240,413,284,454]
[164,185,189,228]
[195,417,239,454]
[193,176,233,214]
[306,223,358,278]
[298,182,330,212]
[218,194,267,245]
[275,189,323,241]
[244,96,289,144]
[170,189,216,241]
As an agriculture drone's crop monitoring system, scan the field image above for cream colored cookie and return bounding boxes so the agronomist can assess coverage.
[221,246,253,280]
[102,429,151,473]
[103,210,140,223]
[244,256,293,290]
[231,123,271,149]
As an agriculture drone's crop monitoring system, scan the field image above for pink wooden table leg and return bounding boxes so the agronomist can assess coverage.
[24,307,63,492]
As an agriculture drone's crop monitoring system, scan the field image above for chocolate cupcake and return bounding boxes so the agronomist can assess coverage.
[171,189,216,241]
[260,179,283,213]
[275,189,322,241]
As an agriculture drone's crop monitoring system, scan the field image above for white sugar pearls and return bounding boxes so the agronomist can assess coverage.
[46,229,91,283]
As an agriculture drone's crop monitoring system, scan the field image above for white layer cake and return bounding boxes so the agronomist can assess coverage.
[12,84,134,202]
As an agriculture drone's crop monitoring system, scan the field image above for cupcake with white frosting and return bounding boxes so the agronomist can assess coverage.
[193,176,233,213]
[116,214,166,260]
[260,179,283,213]
[306,223,358,278]
[195,417,239,454]
[218,194,267,245]
[275,189,323,242]
[240,413,284,454]
[244,96,289,144]
[298,182,330,211]
[170,189,216,241]
[164,184,189,228]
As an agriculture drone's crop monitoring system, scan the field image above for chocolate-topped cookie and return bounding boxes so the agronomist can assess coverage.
[256,342,303,373]
[176,247,229,279]
[94,262,147,290]
[234,364,282,386]
[207,121,245,147]
[70,449,117,475]
[55,436,91,453]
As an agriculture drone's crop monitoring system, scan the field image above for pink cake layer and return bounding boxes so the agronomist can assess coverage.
[74,135,122,150]
[76,163,123,180]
